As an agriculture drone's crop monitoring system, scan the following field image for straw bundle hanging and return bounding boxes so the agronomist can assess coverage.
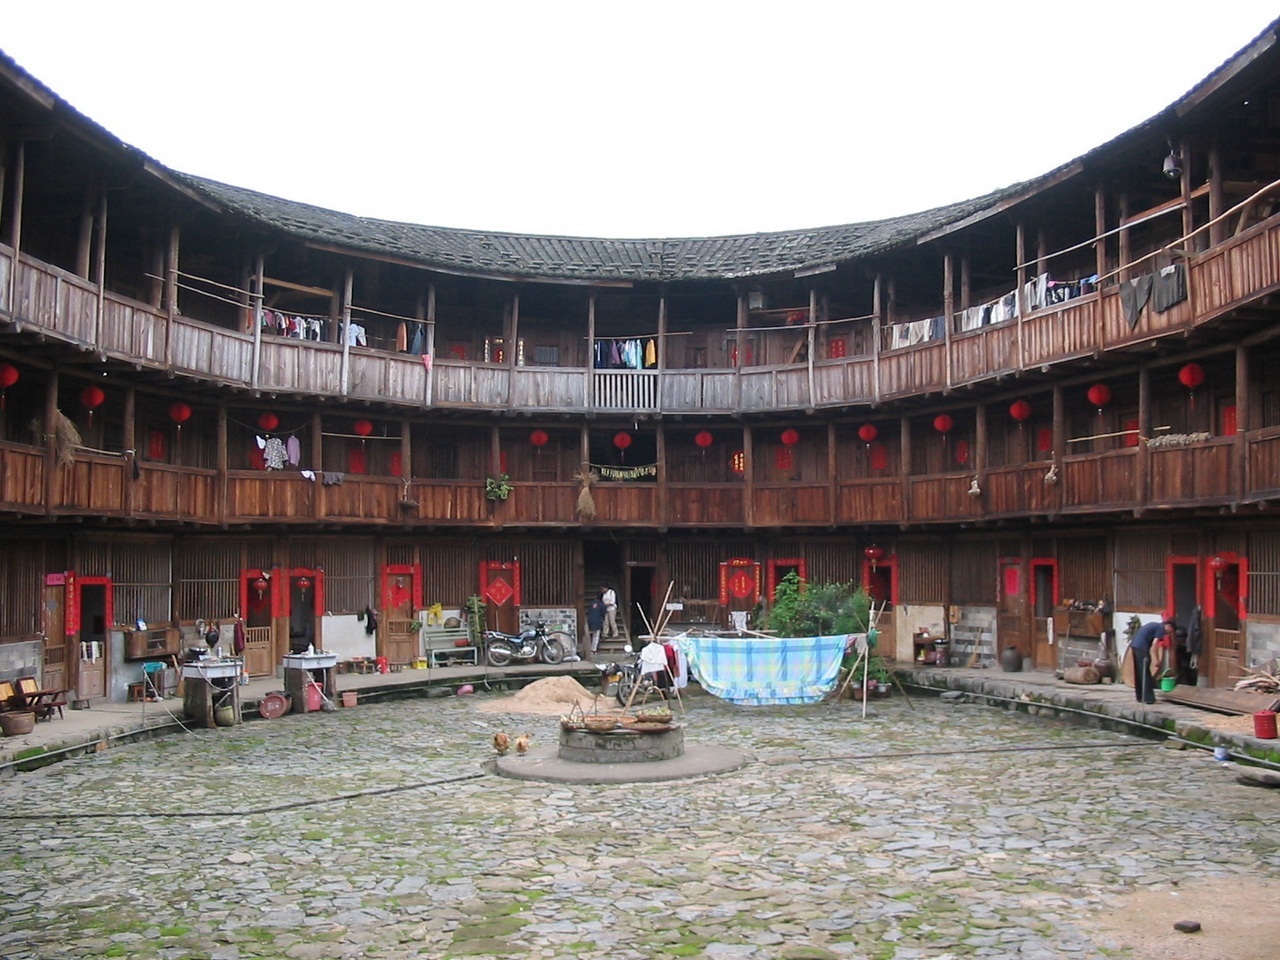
[573,462,598,520]
[53,410,82,466]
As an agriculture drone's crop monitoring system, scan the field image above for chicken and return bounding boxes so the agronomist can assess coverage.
[492,731,510,756]
[514,733,532,755]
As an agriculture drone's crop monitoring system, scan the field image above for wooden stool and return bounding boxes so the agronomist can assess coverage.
[127,682,146,702]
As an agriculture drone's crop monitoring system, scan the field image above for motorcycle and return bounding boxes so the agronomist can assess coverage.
[600,644,664,706]
[483,621,571,666]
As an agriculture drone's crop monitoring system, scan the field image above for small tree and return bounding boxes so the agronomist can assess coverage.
[766,572,871,637]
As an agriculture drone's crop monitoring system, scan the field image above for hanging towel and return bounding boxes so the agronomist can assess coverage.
[409,323,425,355]
[677,634,848,705]
[395,321,408,352]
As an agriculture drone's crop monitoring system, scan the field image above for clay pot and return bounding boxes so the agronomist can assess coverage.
[0,710,35,736]
[999,645,1023,672]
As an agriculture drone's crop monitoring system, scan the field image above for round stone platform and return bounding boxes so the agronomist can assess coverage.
[558,724,685,763]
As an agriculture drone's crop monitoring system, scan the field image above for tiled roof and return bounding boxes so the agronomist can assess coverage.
[173,172,1034,283]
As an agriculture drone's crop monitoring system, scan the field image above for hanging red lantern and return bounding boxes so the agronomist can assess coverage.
[857,424,878,444]
[1178,363,1205,390]
[353,419,373,437]
[80,385,105,409]
[1209,555,1228,573]
[932,414,953,434]
[780,428,800,446]
[1009,399,1032,423]
[863,545,884,564]
[253,576,269,599]
[694,431,714,449]
[1086,384,1111,411]
[169,402,192,425]
[258,412,279,432]
[297,576,312,593]
[0,361,17,410]
[529,429,549,448]
[613,431,632,450]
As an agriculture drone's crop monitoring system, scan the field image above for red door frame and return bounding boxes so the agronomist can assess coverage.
[860,555,898,606]
[766,558,807,600]
[381,564,423,613]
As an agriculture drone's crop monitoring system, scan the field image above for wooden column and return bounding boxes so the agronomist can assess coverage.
[826,421,838,525]
[93,191,107,350]
[312,409,324,521]
[164,224,179,368]
[1179,138,1193,242]
[507,292,520,408]
[1015,222,1026,370]
[871,273,882,405]
[943,252,954,391]
[1208,142,1225,247]
[1235,342,1248,499]
[1094,185,1107,280]
[733,292,746,413]
[586,292,597,411]
[960,256,971,312]
[339,268,353,397]
[7,141,23,312]
[424,284,436,406]
[216,401,228,526]
[656,422,667,528]
[1050,383,1064,515]
[123,386,136,518]
[974,402,987,491]
[1118,193,1131,283]
[1036,228,1047,277]
[75,183,95,279]
[657,294,667,373]
[742,424,754,528]
[250,255,264,390]
[899,414,912,523]
[43,367,58,516]
[806,288,817,408]
[1136,365,1150,509]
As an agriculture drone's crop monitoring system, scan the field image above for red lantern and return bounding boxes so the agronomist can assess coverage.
[694,431,714,449]
[297,576,312,593]
[1209,555,1228,573]
[354,419,373,437]
[613,431,632,450]
[258,412,279,432]
[863,545,884,564]
[933,414,953,434]
[530,429,549,448]
[780,428,800,446]
[1178,363,1205,390]
[253,576,269,599]
[1086,384,1111,411]
[1009,399,1032,423]
[0,361,17,410]
[857,423,878,445]
[80,385,105,409]
[169,402,192,424]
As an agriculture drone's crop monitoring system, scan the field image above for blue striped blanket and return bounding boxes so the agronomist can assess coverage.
[678,634,850,705]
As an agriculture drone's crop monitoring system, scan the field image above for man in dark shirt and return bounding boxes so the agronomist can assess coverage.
[1130,619,1174,704]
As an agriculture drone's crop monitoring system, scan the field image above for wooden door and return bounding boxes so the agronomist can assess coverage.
[1206,555,1245,688]
[719,559,761,630]
[862,555,896,656]
[480,561,521,634]
[40,574,69,692]
[240,569,277,677]
[75,579,111,701]
[1030,559,1059,669]
[998,557,1029,660]
[381,564,421,664]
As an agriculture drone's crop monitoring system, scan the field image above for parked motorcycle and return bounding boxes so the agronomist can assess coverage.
[600,644,661,706]
[483,621,571,666]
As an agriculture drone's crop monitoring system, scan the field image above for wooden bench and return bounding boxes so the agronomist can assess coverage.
[16,676,67,720]
[422,627,478,666]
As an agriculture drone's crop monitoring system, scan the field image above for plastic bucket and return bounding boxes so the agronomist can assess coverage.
[1160,676,1177,692]
[214,704,237,727]
[341,690,358,708]
[1253,710,1278,739]
[258,691,292,720]
[305,681,324,712]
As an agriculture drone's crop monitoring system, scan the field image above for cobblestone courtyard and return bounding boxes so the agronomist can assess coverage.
[1,689,1277,959]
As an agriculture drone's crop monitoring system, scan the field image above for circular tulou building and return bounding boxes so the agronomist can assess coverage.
[2,20,1280,700]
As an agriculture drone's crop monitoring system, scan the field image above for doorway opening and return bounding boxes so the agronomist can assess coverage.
[627,565,656,640]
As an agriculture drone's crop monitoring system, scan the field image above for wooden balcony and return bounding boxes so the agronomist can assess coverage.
[134,463,218,520]
[983,462,1058,516]
[1148,439,1236,506]
[667,483,745,525]
[0,442,43,511]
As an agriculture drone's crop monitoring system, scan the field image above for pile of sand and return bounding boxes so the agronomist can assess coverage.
[472,676,608,716]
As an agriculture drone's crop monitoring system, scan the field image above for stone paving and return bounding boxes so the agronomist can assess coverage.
[0,686,1277,960]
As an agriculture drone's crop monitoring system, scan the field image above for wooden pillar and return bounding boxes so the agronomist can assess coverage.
[75,184,95,279]
[900,414,912,524]
[312,408,324,521]
[216,401,228,526]
[656,421,667,527]
[960,256,971,312]
[339,268,353,397]
[123,386,137,517]
[871,273,882,405]
[93,191,107,350]
[250,255,264,390]
[424,284,436,406]
[734,291,746,413]
[974,402,987,490]
[1015,222,1026,370]
[43,367,58,516]
[1208,142,1225,247]
[1118,193,1131,283]
[657,294,667,373]
[742,425,754,528]
[7,141,23,312]
[1050,383,1064,514]
[1136,365,1150,508]
[1180,137,1193,242]
[943,252,954,391]
[806,288,817,407]
[164,224,179,368]
[586,292,597,411]
[1093,185,1107,280]
[1036,228,1047,277]
[826,421,837,525]
[1235,342,1248,499]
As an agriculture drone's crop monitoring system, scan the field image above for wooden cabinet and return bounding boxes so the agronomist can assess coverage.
[124,627,181,661]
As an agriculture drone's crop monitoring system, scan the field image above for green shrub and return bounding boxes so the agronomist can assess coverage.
[765,572,871,638]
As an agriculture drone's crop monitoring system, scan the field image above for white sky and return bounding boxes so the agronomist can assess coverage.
[4,2,1279,239]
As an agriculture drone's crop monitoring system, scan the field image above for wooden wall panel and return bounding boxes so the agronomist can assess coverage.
[0,539,48,636]
[898,540,947,603]
[175,539,244,621]
[1113,532,1163,608]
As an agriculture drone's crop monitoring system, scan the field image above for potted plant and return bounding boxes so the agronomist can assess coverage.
[484,473,513,502]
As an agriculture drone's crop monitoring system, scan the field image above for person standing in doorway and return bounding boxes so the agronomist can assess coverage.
[1130,619,1174,704]
[585,592,606,656]
[601,585,618,639]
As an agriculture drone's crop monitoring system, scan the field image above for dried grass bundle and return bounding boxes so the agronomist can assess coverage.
[573,462,598,520]
[54,410,82,465]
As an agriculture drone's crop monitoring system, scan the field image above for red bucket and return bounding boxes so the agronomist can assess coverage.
[1253,710,1277,740]
[305,681,324,712]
